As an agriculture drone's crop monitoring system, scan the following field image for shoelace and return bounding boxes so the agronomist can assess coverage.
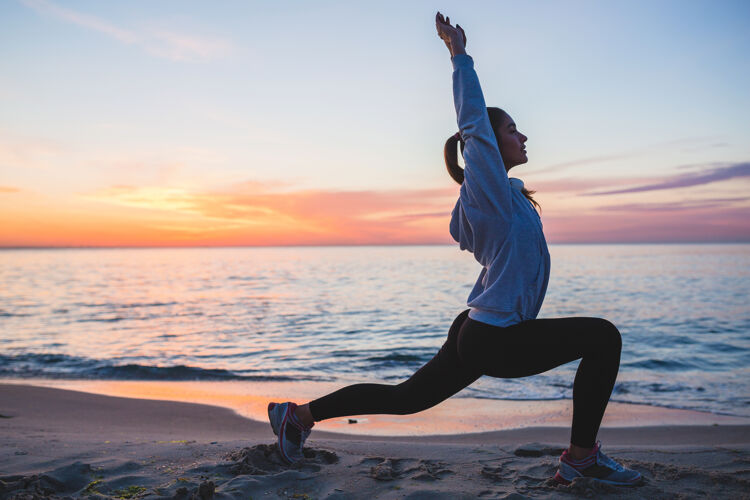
[595,442,625,472]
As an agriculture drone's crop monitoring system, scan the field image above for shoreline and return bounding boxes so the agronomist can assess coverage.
[2,383,749,499]
[1,378,747,438]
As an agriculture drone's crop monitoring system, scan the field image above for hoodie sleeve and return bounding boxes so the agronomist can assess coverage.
[452,54,513,240]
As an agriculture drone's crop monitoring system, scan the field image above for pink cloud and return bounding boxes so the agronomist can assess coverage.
[543,206,750,243]
[523,176,652,194]
[597,197,749,212]
[585,162,750,196]
[532,136,725,175]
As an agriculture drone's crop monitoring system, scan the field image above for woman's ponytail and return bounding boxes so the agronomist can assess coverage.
[443,132,465,185]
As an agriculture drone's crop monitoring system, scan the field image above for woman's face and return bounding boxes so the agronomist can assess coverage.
[497,113,528,170]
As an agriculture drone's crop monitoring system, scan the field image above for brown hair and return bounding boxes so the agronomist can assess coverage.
[444,107,541,213]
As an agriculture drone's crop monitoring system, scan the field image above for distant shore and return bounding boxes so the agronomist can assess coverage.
[2,383,749,499]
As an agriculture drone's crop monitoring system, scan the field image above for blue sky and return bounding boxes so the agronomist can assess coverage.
[1,0,749,245]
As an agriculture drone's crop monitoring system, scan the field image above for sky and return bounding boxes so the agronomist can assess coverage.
[1,0,749,246]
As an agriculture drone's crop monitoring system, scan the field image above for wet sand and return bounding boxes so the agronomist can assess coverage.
[5,378,746,436]
[1,383,749,499]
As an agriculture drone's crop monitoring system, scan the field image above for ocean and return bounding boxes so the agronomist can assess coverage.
[1,244,748,417]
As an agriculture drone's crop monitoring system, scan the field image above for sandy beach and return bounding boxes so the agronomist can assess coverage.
[2,383,749,499]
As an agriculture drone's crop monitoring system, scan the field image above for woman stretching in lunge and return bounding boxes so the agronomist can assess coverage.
[268,12,642,486]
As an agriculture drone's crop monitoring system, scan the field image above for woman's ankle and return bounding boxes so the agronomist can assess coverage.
[567,443,594,461]
[294,403,315,429]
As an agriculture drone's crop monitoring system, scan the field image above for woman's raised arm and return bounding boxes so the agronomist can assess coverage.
[436,13,513,235]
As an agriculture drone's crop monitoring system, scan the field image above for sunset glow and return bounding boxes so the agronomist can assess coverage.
[1,0,749,246]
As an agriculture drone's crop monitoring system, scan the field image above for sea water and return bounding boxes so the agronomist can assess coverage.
[1,244,748,417]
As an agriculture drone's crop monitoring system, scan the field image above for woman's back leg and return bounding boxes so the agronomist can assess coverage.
[308,309,480,422]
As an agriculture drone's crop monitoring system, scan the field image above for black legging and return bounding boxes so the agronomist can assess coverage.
[308,309,622,448]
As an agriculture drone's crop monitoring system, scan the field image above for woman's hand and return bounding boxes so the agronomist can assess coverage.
[435,11,467,58]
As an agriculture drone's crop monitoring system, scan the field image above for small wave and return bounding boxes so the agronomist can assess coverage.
[76,316,127,323]
[623,359,693,370]
[647,334,698,347]
[361,349,433,370]
[622,357,724,371]
[0,310,32,317]
[451,390,749,418]
[73,301,178,309]
[0,353,297,382]
[702,342,745,353]
[228,275,267,281]
[86,364,283,381]
[614,381,705,394]
[365,353,425,363]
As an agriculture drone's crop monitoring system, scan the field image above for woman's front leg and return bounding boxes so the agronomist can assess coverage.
[457,316,622,449]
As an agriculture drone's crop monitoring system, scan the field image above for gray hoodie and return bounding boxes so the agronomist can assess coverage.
[449,54,551,327]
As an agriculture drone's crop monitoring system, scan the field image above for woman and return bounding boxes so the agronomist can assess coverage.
[267,12,642,487]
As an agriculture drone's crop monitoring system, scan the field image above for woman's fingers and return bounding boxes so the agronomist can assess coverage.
[436,11,450,27]
[435,12,458,31]
[436,11,464,48]
[457,24,467,45]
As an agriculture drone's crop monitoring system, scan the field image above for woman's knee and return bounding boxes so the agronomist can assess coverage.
[597,318,622,353]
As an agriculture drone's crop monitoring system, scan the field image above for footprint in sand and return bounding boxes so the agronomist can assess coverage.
[224,443,338,476]
[513,442,565,458]
[362,457,454,482]
[406,460,454,481]
[481,465,505,483]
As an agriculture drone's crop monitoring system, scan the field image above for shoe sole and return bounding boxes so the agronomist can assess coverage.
[554,470,643,487]
[267,402,279,436]
[267,402,295,464]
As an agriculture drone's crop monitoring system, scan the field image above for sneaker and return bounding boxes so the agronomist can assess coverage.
[267,401,313,464]
[554,441,642,486]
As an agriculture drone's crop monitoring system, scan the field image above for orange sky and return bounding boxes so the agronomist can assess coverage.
[0,182,459,247]
[2,168,749,247]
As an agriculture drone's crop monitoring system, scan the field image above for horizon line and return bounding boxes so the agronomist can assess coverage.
[2,240,749,250]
